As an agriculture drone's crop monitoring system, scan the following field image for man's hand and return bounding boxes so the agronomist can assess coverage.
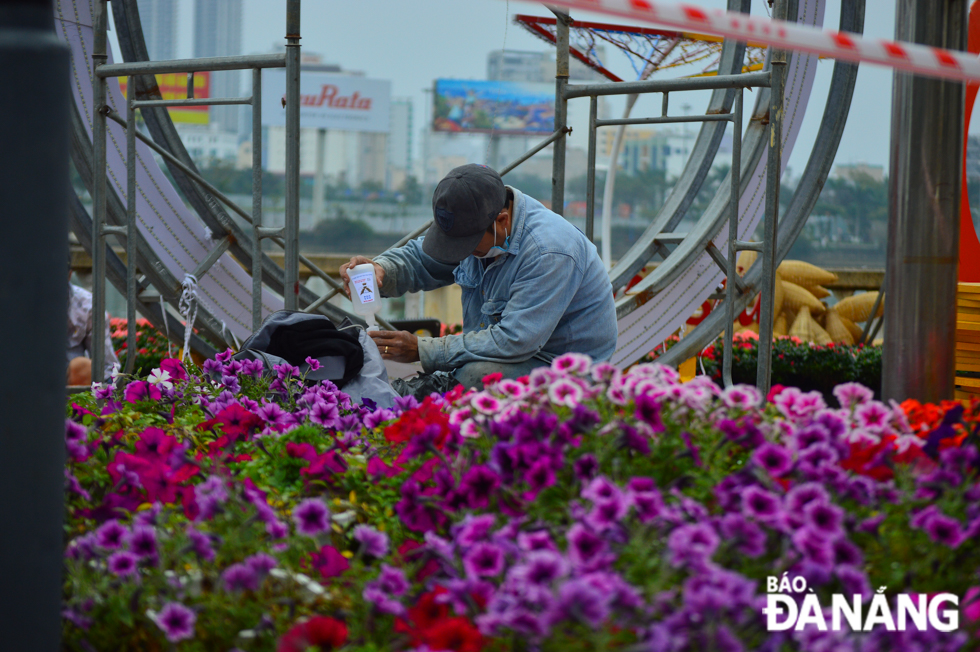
[339,256,386,299]
[369,330,420,363]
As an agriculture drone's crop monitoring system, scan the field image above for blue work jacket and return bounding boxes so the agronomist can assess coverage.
[374,187,618,373]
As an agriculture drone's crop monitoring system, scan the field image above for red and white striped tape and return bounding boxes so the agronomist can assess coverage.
[538,0,979,84]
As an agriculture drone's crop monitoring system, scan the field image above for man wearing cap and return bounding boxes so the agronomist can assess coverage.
[340,164,617,389]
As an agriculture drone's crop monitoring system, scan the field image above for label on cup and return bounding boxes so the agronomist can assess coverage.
[351,271,376,304]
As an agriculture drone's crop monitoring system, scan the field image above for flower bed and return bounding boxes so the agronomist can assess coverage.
[64,353,979,650]
[646,332,883,404]
[110,318,175,375]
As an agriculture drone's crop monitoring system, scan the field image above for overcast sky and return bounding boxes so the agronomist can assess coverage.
[157,0,973,179]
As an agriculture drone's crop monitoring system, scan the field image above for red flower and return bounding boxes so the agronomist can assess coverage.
[481,372,503,387]
[384,396,452,447]
[309,545,350,580]
[277,616,347,652]
[422,617,484,652]
[198,405,265,440]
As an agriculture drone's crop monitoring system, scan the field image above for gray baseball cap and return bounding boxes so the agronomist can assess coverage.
[423,164,507,264]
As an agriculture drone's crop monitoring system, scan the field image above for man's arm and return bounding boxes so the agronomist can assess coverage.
[373,238,457,298]
[417,251,581,372]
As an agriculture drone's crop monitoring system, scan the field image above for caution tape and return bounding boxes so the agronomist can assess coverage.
[541,0,980,84]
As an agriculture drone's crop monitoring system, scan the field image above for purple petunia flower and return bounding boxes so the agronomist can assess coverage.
[785,483,831,526]
[923,512,966,548]
[153,602,197,642]
[832,537,864,567]
[721,384,762,410]
[567,523,612,571]
[804,501,845,541]
[718,513,767,558]
[836,564,872,600]
[245,553,277,579]
[107,550,139,578]
[549,576,613,629]
[855,401,892,434]
[791,527,835,568]
[463,542,506,577]
[222,562,259,592]
[509,550,568,586]
[353,525,389,558]
[752,442,794,477]
[459,465,501,510]
[186,527,215,562]
[517,530,557,552]
[95,520,129,550]
[634,393,665,432]
[126,526,158,561]
[573,454,599,481]
[455,514,497,548]
[292,498,331,538]
[667,522,719,568]
[741,485,783,525]
[525,457,557,497]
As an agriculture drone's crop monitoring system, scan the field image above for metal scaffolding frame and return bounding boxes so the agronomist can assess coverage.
[88,0,305,380]
[78,0,863,394]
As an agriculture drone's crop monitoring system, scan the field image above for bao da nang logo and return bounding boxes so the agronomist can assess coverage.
[763,574,959,632]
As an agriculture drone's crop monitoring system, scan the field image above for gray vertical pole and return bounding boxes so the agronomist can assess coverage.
[91,0,108,381]
[125,87,137,373]
[883,0,967,402]
[0,0,69,648]
[756,0,787,394]
[551,7,569,215]
[283,0,301,310]
[586,94,597,241]
[252,67,264,331]
[312,127,326,219]
[723,90,743,389]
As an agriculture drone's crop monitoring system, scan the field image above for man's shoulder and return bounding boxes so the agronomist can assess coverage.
[69,283,94,305]
[520,196,592,259]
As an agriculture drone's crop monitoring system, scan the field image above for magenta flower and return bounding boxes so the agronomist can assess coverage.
[159,358,187,381]
[552,352,591,375]
[525,457,557,498]
[353,525,389,558]
[310,401,340,428]
[455,514,497,548]
[107,550,139,578]
[311,544,350,579]
[855,401,892,434]
[471,392,501,415]
[463,542,505,577]
[833,382,873,409]
[721,385,762,410]
[305,355,322,371]
[548,378,584,408]
[153,602,196,642]
[567,523,611,571]
[123,380,162,404]
[634,393,665,432]
[292,498,331,538]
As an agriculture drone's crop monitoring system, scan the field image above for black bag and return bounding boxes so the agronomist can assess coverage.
[234,311,363,388]
[390,370,460,399]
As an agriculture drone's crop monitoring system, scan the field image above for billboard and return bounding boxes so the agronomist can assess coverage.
[433,79,554,135]
[262,71,391,133]
[118,72,210,125]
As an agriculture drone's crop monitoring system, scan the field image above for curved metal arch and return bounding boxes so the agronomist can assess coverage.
[110,0,356,326]
[658,0,866,367]
[613,0,802,312]
[608,0,752,290]
[68,98,232,349]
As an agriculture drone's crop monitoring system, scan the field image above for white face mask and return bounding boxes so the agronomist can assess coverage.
[472,221,510,260]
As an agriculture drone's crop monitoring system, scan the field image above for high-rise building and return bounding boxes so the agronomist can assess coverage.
[136,0,177,61]
[388,99,413,190]
[194,0,242,133]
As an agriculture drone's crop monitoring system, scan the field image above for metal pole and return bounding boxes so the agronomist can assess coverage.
[723,90,743,388]
[883,0,967,402]
[92,0,108,382]
[312,127,326,219]
[0,1,69,648]
[551,7,570,215]
[283,0,301,310]
[586,95,597,242]
[756,0,787,394]
[125,79,137,373]
[252,68,263,331]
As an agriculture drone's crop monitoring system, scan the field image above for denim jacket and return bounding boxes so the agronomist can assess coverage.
[373,187,618,373]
